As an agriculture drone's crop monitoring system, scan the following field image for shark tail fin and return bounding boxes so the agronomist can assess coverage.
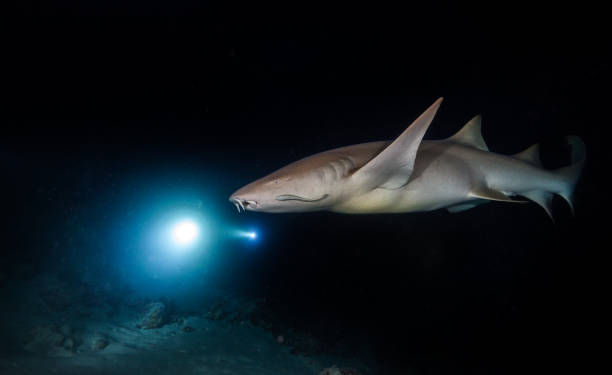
[554,136,587,215]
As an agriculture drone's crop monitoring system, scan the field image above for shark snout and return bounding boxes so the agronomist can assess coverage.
[229,196,258,212]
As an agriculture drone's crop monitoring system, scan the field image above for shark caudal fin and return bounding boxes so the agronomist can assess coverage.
[555,136,587,215]
[519,136,586,221]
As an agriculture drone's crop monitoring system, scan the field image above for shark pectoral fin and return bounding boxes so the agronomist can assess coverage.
[447,115,489,151]
[468,186,527,203]
[351,98,443,190]
[522,190,555,222]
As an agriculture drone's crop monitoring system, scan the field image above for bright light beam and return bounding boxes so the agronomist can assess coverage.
[232,229,259,241]
[171,219,199,246]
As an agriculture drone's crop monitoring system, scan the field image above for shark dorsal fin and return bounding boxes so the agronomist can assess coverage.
[448,115,489,151]
[512,143,541,167]
[351,98,443,190]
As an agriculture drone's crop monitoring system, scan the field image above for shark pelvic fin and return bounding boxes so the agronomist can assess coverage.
[447,115,489,151]
[513,143,542,167]
[468,186,527,203]
[447,200,488,213]
[351,97,443,190]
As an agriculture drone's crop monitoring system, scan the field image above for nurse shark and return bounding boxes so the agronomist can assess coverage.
[230,98,585,220]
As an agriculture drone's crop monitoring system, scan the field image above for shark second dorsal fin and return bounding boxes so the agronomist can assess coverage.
[351,98,443,190]
[447,115,489,151]
[512,143,541,167]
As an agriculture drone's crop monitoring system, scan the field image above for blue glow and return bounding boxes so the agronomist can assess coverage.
[111,178,261,300]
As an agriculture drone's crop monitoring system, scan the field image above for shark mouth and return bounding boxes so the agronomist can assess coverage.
[230,198,257,213]
[275,194,329,203]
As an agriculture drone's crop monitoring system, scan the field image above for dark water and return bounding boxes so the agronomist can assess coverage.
[2,3,606,375]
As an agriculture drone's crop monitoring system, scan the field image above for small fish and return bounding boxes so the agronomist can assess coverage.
[230,98,585,220]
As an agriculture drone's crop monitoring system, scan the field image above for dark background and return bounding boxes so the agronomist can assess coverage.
[3,1,608,374]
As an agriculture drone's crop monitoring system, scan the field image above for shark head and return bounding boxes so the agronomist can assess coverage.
[229,151,353,213]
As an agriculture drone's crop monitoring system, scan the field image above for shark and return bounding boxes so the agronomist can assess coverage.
[229,98,586,220]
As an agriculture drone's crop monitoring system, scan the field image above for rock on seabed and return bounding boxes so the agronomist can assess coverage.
[137,302,167,329]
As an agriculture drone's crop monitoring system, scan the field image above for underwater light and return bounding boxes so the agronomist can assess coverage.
[171,219,199,246]
[248,231,256,240]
